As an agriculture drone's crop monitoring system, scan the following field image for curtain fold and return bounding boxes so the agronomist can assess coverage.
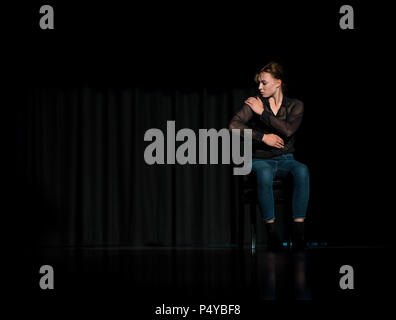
[16,86,255,247]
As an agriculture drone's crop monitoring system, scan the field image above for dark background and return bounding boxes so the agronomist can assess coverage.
[7,0,394,250]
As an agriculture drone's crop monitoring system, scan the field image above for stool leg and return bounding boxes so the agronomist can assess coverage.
[250,203,257,250]
[238,202,245,248]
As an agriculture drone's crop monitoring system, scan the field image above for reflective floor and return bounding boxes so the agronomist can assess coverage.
[12,246,394,317]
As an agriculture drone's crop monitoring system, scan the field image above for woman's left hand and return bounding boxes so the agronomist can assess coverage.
[245,97,264,115]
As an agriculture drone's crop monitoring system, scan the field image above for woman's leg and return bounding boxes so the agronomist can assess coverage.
[251,158,276,222]
[289,162,309,249]
[277,157,310,249]
[276,156,310,221]
[289,162,310,222]
[274,155,309,249]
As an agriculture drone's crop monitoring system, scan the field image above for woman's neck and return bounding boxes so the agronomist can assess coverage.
[270,90,283,107]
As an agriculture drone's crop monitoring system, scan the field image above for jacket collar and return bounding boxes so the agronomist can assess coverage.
[261,94,290,108]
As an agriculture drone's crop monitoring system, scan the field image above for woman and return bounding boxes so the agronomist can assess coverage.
[229,61,310,250]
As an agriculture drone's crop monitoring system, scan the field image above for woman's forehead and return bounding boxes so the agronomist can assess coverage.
[259,72,274,81]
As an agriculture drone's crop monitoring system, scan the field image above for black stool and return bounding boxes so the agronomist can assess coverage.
[238,172,292,250]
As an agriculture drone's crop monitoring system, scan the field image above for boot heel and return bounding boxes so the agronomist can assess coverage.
[265,222,281,251]
[292,221,306,251]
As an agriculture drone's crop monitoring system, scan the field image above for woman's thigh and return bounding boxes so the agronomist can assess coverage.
[277,158,309,179]
[251,158,275,172]
[252,158,276,184]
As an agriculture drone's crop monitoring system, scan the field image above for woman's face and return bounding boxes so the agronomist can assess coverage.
[258,72,282,98]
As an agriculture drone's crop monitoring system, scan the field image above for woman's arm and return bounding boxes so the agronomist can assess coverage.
[260,100,304,138]
[229,104,285,149]
[229,104,265,142]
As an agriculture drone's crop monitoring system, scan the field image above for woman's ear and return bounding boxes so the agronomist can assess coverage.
[277,79,282,89]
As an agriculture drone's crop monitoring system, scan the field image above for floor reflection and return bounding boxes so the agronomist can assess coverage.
[24,246,390,303]
[251,250,312,300]
[293,252,312,300]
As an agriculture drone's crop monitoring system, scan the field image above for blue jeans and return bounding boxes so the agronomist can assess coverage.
[251,153,310,221]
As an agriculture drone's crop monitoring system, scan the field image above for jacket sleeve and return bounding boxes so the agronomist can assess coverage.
[229,104,266,142]
[260,100,304,138]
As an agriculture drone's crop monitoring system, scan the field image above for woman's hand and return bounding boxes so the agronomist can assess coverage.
[262,134,284,149]
[245,97,264,115]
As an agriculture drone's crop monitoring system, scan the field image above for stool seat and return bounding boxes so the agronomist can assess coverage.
[242,176,288,204]
[272,179,284,187]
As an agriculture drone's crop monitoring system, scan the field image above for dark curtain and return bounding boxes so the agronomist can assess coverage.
[15,86,263,247]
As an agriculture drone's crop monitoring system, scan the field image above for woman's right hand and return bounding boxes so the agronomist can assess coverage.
[262,134,284,149]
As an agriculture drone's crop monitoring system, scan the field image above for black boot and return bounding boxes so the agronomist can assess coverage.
[265,222,281,251]
[292,221,306,251]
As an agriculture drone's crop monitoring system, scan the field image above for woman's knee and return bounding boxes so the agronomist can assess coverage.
[255,167,274,185]
[292,163,309,180]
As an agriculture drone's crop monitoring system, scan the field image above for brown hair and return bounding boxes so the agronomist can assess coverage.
[254,61,286,91]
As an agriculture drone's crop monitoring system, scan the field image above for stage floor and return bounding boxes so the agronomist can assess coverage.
[11,246,394,317]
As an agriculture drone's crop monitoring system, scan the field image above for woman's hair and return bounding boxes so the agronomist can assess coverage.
[254,61,286,91]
